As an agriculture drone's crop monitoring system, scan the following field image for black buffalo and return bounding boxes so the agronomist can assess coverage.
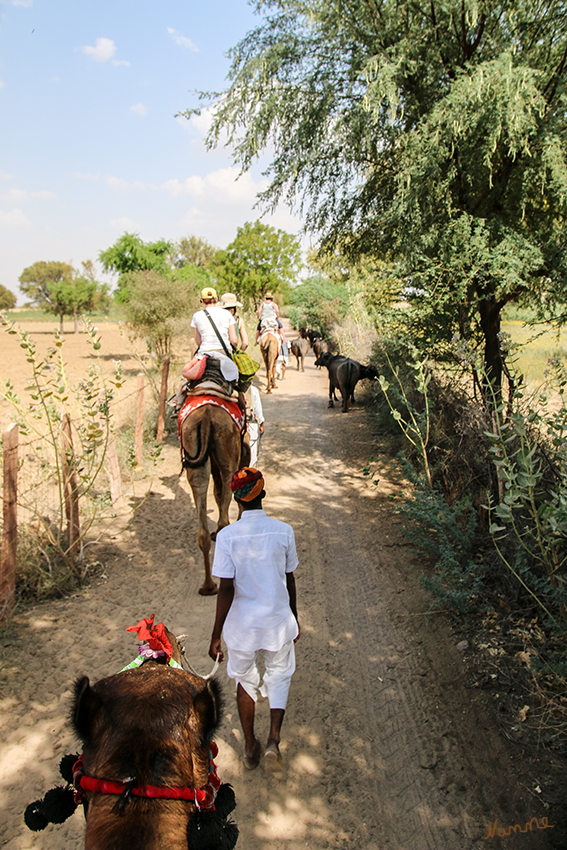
[314,352,378,412]
[312,338,329,366]
[291,337,310,371]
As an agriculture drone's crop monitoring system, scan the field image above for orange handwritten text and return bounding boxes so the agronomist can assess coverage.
[483,817,555,839]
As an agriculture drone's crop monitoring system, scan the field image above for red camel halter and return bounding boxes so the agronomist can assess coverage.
[72,616,222,812]
[72,742,221,811]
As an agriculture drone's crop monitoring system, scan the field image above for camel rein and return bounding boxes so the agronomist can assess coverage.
[72,743,221,812]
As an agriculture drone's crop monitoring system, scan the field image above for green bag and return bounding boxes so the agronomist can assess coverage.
[231,349,261,379]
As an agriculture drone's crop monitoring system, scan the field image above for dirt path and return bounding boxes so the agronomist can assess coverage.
[0,334,558,849]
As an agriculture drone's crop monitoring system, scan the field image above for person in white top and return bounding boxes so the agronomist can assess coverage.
[209,467,299,772]
[190,286,239,383]
[245,384,264,466]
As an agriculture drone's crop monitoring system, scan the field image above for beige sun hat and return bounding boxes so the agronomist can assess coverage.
[220,292,243,309]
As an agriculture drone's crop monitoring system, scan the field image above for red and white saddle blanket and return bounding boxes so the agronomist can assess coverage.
[177,393,244,443]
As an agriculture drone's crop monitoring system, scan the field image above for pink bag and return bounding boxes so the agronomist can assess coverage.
[182,355,208,381]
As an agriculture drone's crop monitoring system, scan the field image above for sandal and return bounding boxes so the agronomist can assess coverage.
[243,739,261,770]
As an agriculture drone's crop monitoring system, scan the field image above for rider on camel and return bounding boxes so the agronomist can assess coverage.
[255,292,288,347]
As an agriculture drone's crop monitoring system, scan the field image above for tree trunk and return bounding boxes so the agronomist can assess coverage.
[478,296,503,407]
[74,307,79,334]
[59,312,64,334]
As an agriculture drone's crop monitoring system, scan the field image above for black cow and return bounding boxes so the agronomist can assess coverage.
[312,338,329,366]
[314,351,378,412]
[291,337,310,371]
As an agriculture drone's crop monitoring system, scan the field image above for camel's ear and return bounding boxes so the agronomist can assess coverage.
[71,676,103,743]
[193,678,223,742]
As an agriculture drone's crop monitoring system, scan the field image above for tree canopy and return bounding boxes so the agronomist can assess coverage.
[19,260,103,332]
[211,220,302,304]
[193,0,567,396]
[0,284,17,311]
[170,235,218,269]
[99,232,172,302]
[123,271,200,358]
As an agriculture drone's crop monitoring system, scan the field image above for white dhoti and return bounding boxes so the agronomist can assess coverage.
[226,641,296,710]
[248,422,260,466]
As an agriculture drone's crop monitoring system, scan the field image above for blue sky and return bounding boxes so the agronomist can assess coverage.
[0,0,306,301]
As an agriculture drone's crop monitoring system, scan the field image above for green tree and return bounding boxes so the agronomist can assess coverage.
[18,260,103,333]
[123,271,199,358]
[0,284,17,311]
[171,235,217,269]
[99,232,172,302]
[211,220,301,305]
[192,0,567,401]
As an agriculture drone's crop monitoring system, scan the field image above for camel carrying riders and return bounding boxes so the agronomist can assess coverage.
[170,287,240,413]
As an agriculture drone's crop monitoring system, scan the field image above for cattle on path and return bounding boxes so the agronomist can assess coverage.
[291,338,310,372]
[315,351,378,412]
[312,338,329,365]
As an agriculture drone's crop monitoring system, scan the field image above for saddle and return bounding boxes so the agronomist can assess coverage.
[186,356,235,401]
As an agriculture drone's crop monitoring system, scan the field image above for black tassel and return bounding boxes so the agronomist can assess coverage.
[214,783,236,819]
[24,799,49,832]
[187,810,239,850]
[59,753,79,784]
[42,786,77,823]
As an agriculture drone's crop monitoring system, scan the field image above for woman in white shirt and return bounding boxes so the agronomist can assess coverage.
[191,287,239,383]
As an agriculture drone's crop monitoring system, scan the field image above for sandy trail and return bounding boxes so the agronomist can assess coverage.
[0,327,555,849]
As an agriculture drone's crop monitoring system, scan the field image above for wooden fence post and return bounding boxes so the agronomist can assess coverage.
[135,373,145,466]
[156,355,170,442]
[61,414,81,560]
[105,436,125,510]
[1,423,19,620]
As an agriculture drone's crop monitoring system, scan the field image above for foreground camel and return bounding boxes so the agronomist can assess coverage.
[24,620,238,850]
[260,331,279,393]
[181,403,249,595]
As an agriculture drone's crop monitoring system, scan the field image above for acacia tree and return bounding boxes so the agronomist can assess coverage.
[19,260,100,333]
[188,0,567,401]
[211,220,301,304]
[170,235,217,269]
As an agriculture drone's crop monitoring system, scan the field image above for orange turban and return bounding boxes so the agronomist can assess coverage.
[230,467,264,501]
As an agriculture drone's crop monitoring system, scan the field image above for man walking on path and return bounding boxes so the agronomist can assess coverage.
[208,467,300,772]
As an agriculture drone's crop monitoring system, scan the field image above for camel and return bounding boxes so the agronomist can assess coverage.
[181,403,250,595]
[24,619,238,850]
[260,330,279,393]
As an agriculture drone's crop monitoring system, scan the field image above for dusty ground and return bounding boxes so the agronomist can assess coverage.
[0,321,563,849]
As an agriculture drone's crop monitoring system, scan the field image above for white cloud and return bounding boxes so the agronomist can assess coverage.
[110,216,140,231]
[187,108,213,138]
[0,188,27,203]
[0,80,5,89]
[162,168,267,204]
[167,27,199,52]
[82,37,117,63]
[112,59,131,67]
[0,188,55,203]
[105,176,145,191]
[130,103,147,117]
[32,190,56,200]
[0,208,31,228]
[12,0,33,7]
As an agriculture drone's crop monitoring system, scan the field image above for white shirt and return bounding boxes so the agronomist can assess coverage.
[212,509,299,652]
[191,306,235,353]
